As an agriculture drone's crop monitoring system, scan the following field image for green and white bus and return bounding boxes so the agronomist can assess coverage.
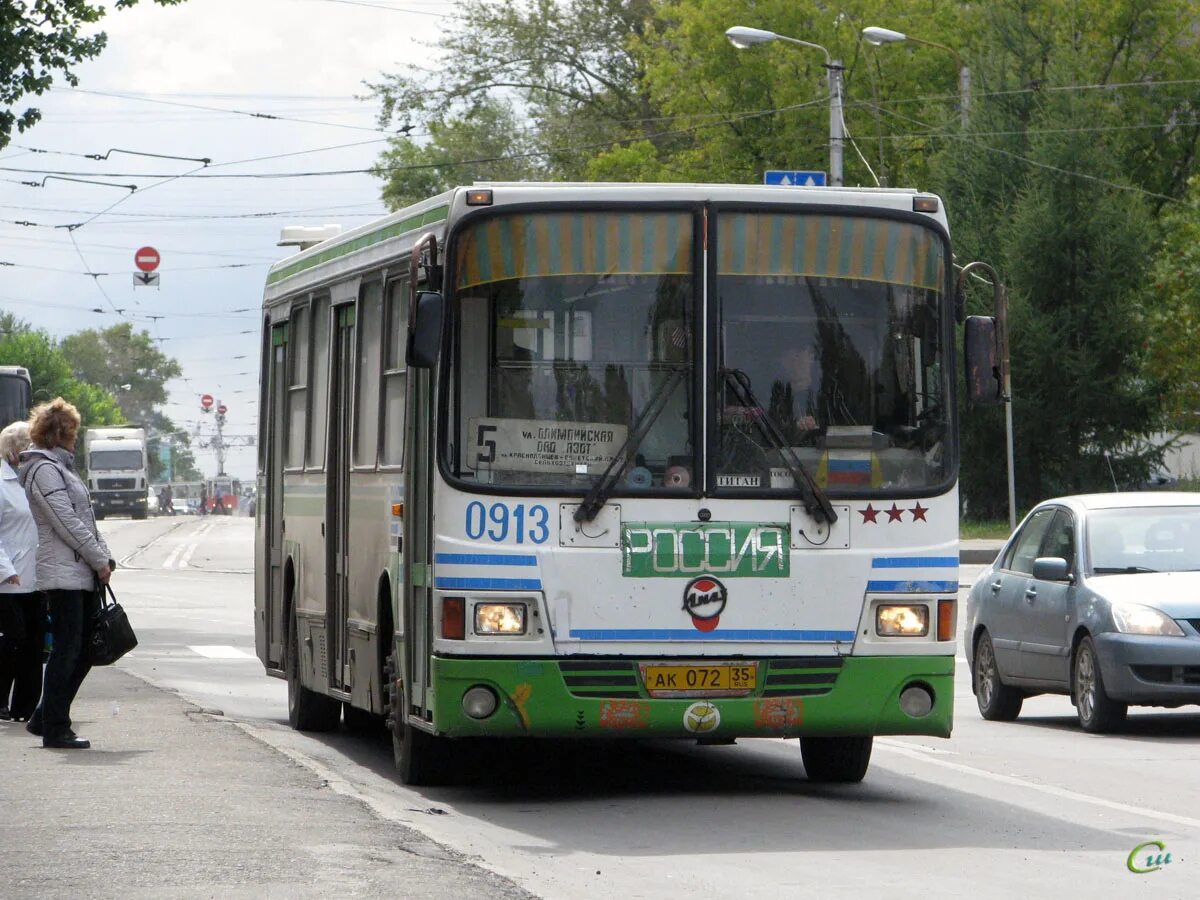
[255,182,1003,785]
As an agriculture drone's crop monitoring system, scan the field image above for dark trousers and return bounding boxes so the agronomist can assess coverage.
[0,592,46,719]
[34,588,99,737]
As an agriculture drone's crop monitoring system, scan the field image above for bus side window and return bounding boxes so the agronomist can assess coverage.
[307,294,330,469]
[286,304,309,469]
[355,282,384,467]
[381,279,408,467]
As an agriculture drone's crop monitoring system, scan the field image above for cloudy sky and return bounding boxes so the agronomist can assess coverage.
[0,0,458,479]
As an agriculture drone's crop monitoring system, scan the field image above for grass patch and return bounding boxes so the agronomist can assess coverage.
[960,519,1012,540]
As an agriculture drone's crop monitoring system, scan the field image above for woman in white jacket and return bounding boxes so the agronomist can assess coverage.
[0,421,42,722]
[18,399,113,750]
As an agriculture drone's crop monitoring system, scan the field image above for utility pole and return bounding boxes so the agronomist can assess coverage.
[214,402,228,476]
[828,59,845,186]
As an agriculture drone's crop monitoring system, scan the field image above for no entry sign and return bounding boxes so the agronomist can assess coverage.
[135,246,161,272]
[200,394,214,409]
[217,404,228,415]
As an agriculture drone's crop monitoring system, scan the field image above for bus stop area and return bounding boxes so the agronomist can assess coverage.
[0,665,528,900]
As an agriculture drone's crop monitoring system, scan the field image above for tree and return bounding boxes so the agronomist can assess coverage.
[0,0,185,150]
[1145,176,1200,431]
[0,329,123,428]
[369,0,662,206]
[60,322,181,427]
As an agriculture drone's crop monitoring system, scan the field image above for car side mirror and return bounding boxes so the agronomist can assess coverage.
[964,315,1002,406]
[407,291,444,369]
[1032,556,1071,582]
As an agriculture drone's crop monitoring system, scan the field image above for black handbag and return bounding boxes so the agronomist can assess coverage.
[89,583,138,666]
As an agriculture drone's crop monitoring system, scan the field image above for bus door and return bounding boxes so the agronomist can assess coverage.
[404,267,434,721]
[327,303,356,692]
[264,323,289,667]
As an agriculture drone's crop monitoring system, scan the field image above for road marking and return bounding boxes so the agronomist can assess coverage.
[179,542,200,568]
[188,645,256,659]
[877,740,1200,830]
[162,543,184,569]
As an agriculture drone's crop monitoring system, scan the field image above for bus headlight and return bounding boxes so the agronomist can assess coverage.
[475,603,527,635]
[876,604,929,637]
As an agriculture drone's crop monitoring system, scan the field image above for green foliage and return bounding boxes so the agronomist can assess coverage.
[0,0,185,149]
[0,329,122,429]
[59,322,181,427]
[1146,176,1200,429]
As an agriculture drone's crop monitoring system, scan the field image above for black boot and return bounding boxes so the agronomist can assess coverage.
[43,730,89,749]
[0,706,11,721]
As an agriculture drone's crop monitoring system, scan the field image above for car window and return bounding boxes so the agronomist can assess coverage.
[1038,509,1076,573]
[1003,508,1056,575]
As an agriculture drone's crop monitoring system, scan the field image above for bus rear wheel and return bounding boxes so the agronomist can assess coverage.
[386,652,452,786]
[286,612,341,732]
[800,736,873,783]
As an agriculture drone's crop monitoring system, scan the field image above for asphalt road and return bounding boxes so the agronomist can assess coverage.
[99,517,1200,899]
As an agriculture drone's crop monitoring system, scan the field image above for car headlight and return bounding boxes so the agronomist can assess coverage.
[474,602,527,635]
[1110,603,1185,636]
[876,604,929,637]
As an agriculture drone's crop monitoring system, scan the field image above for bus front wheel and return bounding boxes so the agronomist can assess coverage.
[800,736,873,783]
[386,652,452,786]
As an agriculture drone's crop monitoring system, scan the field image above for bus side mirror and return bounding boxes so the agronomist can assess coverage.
[407,291,444,369]
[964,315,1002,406]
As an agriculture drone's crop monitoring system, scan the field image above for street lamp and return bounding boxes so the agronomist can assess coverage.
[862,26,971,128]
[725,26,845,186]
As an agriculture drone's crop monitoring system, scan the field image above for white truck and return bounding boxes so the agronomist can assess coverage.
[85,426,150,520]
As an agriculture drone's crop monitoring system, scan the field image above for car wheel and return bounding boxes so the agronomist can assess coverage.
[800,736,873,783]
[974,631,1023,721]
[1073,636,1127,733]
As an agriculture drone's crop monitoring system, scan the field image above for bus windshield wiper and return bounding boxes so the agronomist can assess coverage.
[574,367,687,523]
[721,367,837,525]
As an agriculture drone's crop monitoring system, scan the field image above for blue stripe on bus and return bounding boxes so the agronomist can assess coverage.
[435,553,538,567]
[434,577,543,590]
[872,557,959,568]
[867,580,959,592]
[568,628,856,642]
[828,458,872,472]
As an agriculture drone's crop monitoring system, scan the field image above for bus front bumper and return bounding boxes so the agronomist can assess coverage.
[428,654,953,739]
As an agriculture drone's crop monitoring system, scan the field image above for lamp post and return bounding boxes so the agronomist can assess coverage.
[725,26,844,186]
[862,26,970,128]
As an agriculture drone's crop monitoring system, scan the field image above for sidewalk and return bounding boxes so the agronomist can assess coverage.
[0,667,530,900]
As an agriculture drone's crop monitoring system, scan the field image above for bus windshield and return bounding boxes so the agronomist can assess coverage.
[448,210,696,492]
[90,450,143,471]
[716,212,950,494]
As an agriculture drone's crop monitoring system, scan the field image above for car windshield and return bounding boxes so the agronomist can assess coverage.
[1088,506,1200,574]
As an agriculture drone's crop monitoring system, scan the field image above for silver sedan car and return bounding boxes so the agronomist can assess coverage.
[964,493,1200,732]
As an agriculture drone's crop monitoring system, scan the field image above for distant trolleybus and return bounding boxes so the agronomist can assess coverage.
[255,182,1005,785]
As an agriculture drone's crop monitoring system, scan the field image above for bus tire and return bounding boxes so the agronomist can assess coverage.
[387,651,451,786]
[800,736,873,783]
[287,611,341,732]
[974,631,1023,721]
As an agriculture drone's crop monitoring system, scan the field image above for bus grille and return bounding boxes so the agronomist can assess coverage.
[761,657,843,698]
[98,478,136,490]
[560,660,641,699]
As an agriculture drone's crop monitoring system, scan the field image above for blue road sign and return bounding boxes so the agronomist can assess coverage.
[764,170,827,187]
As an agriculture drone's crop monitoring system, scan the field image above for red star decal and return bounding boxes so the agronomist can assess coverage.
[859,504,879,524]
[910,503,928,522]
[886,503,904,523]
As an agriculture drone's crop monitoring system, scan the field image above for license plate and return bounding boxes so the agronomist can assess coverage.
[639,662,758,698]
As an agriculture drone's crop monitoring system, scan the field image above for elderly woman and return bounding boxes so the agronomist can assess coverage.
[19,398,114,750]
[0,421,42,723]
